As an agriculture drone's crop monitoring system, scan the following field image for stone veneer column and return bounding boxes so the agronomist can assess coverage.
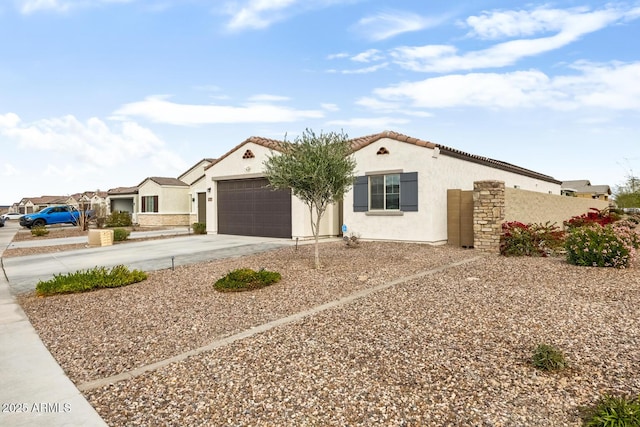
[473,180,505,253]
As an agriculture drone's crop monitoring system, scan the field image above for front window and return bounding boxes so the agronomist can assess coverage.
[370,174,400,210]
[142,196,158,213]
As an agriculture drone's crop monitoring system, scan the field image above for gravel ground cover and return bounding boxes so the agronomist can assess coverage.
[17,242,640,426]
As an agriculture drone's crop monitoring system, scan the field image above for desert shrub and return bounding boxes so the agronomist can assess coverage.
[582,394,640,427]
[214,268,281,292]
[344,232,361,248]
[531,344,567,371]
[105,211,133,227]
[113,228,130,241]
[564,207,620,229]
[36,265,147,296]
[565,223,637,268]
[192,222,206,234]
[31,226,49,237]
[500,221,564,257]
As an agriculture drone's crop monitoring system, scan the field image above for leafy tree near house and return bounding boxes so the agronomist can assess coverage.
[614,173,640,208]
[264,129,356,269]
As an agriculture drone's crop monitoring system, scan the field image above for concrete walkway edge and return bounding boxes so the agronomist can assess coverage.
[0,229,108,427]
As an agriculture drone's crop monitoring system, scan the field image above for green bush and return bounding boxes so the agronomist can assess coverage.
[105,211,132,227]
[531,344,567,371]
[31,226,49,237]
[36,265,148,296]
[192,222,206,234]
[214,268,281,292]
[113,228,130,241]
[583,394,640,427]
[500,221,565,257]
[565,224,636,268]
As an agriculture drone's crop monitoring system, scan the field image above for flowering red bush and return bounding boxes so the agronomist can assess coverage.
[563,208,620,229]
[500,221,565,257]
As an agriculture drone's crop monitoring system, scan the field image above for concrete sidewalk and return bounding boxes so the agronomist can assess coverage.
[0,225,108,426]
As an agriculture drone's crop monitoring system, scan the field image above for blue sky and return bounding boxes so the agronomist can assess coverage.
[1,0,639,205]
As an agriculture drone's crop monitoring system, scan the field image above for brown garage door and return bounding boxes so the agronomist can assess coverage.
[217,178,292,238]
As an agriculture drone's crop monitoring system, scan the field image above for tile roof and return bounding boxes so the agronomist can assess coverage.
[139,177,188,187]
[350,130,561,184]
[107,186,139,195]
[204,136,285,171]
[203,130,560,184]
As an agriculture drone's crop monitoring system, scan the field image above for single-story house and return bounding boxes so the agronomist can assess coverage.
[178,158,215,225]
[204,137,340,239]
[106,186,139,222]
[561,180,611,201]
[204,131,561,243]
[343,131,561,243]
[136,177,190,227]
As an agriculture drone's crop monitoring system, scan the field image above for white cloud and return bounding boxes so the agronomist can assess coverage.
[2,163,19,177]
[113,95,324,125]
[326,116,410,129]
[464,7,575,40]
[351,49,384,63]
[392,4,640,73]
[321,103,339,112]
[339,63,389,74]
[16,0,135,14]
[366,61,640,111]
[327,53,349,60]
[353,10,441,41]
[223,0,299,30]
[248,94,290,102]
[0,113,183,169]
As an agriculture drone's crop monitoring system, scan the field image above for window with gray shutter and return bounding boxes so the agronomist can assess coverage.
[353,176,369,212]
[353,172,419,212]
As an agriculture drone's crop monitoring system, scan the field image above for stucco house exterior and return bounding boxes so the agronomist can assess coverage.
[136,177,190,227]
[343,131,561,244]
[204,131,561,243]
[178,158,215,225]
[204,137,340,239]
[106,186,139,222]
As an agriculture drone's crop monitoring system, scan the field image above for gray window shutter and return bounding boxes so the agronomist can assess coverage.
[400,172,418,212]
[353,176,368,212]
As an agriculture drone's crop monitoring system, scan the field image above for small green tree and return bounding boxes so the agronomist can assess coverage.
[614,173,640,208]
[264,129,356,269]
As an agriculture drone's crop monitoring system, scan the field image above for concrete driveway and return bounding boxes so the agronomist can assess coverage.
[2,225,293,294]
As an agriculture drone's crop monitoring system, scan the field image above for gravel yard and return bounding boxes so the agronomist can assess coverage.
[17,241,640,426]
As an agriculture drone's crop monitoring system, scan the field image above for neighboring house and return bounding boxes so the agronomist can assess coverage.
[561,180,611,201]
[204,137,340,239]
[204,131,561,243]
[136,177,190,227]
[178,158,215,225]
[106,186,139,223]
[18,195,67,213]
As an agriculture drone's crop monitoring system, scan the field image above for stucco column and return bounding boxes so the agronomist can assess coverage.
[473,180,505,253]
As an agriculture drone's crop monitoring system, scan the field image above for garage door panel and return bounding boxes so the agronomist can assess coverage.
[217,178,291,238]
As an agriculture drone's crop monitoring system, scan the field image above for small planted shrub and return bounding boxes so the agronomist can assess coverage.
[31,225,49,237]
[105,211,133,227]
[531,344,567,371]
[500,221,565,257]
[36,265,147,296]
[344,232,361,248]
[583,394,640,427]
[565,224,637,268]
[214,268,281,292]
[192,222,206,235]
[113,228,130,242]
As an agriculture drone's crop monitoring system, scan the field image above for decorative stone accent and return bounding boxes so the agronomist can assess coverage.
[473,181,505,253]
[376,147,389,155]
[242,149,255,159]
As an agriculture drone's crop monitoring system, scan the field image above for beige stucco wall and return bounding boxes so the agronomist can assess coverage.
[343,137,561,243]
[204,141,338,239]
[505,187,610,226]
[138,180,190,214]
[180,160,211,186]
